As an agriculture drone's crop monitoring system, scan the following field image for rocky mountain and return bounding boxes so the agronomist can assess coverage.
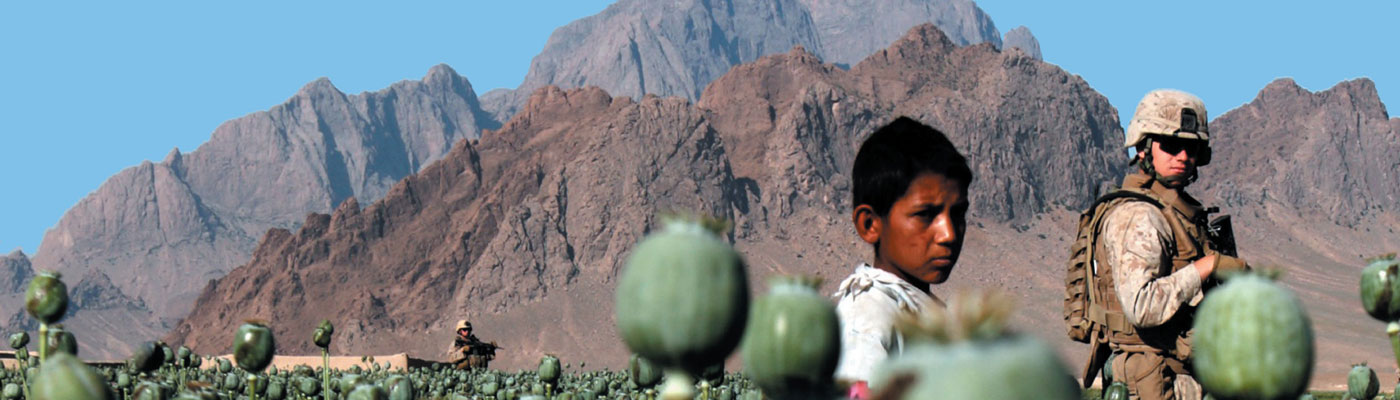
[796,0,1003,64]
[1197,78,1400,384]
[1201,78,1399,229]
[0,250,33,328]
[20,64,499,360]
[0,250,165,356]
[1003,26,1042,61]
[1,249,33,294]
[479,0,1028,122]
[168,24,1121,373]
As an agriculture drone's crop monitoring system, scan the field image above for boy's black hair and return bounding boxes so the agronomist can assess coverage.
[851,116,973,217]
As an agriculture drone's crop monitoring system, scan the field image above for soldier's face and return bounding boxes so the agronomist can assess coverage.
[873,172,969,286]
[1150,138,1201,181]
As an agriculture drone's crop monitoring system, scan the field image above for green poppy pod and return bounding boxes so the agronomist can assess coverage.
[1101,352,1117,384]
[177,346,192,365]
[251,375,270,396]
[628,354,662,389]
[1,384,18,400]
[740,276,840,399]
[43,325,78,356]
[217,357,232,373]
[1103,382,1129,400]
[160,342,174,364]
[479,381,499,397]
[340,374,365,394]
[222,373,242,391]
[31,352,112,400]
[8,332,28,349]
[25,271,68,325]
[1359,256,1400,322]
[384,375,415,400]
[873,335,1080,400]
[232,321,276,373]
[538,355,561,384]
[1193,275,1314,400]
[128,341,164,373]
[615,218,749,375]
[297,376,321,395]
[132,381,168,400]
[266,377,287,400]
[313,328,332,349]
[1347,364,1378,400]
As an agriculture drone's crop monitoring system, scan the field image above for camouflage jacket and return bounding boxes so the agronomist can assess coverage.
[1098,173,1210,330]
[448,334,493,361]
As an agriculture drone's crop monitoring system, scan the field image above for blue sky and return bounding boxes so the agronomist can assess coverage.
[1,1,1396,255]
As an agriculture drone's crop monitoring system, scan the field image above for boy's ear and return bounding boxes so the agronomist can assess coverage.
[852,205,882,245]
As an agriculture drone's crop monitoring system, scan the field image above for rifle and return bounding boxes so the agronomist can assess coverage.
[1207,214,1237,257]
[465,340,504,357]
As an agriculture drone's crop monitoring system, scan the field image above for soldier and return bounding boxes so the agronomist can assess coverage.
[448,320,500,370]
[1082,89,1248,400]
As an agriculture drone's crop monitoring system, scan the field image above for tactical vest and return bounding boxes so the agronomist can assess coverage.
[1085,173,1211,357]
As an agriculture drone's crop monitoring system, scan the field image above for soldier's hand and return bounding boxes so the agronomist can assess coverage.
[1194,254,1217,280]
[1211,255,1249,278]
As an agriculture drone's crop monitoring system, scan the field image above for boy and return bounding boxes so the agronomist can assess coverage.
[834,116,973,395]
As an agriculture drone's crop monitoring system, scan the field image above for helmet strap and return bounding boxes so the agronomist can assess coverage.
[1136,137,1197,188]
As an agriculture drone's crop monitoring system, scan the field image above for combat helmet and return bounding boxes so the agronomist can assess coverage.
[1125,89,1211,166]
[456,320,472,331]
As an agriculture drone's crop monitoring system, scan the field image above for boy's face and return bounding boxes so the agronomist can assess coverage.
[854,172,969,287]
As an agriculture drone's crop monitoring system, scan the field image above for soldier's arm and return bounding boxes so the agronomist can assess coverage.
[1103,202,1205,328]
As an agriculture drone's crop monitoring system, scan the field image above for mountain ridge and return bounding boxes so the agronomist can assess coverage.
[167,23,1122,373]
[19,65,500,360]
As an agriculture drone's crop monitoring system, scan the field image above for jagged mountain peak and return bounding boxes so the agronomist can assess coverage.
[163,147,183,169]
[425,63,459,80]
[480,0,1007,123]
[854,23,959,68]
[22,51,498,360]
[1003,25,1042,61]
[296,77,341,98]
[1204,76,1400,228]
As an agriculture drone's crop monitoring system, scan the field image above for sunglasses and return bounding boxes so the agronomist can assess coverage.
[1155,137,1206,158]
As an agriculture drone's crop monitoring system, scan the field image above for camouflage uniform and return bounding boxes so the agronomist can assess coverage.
[1085,89,1245,400]
[1097,172,1208,400]
[449,334,494,369]
[448,320,496,369]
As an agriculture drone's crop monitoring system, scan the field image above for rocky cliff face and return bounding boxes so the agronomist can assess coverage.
[1003,25,1042,61]
[797,0,1002,64]
[1196,79,1400,379]
[480,0,1019,122]
[22,64,498,360]
[169,86,745,359]
[480,0,823,121]
[168,24,1119,369]
[1202,78,1400,228]
[1,250,33,294]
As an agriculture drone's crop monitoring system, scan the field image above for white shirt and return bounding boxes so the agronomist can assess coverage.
[831,263,943,383]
